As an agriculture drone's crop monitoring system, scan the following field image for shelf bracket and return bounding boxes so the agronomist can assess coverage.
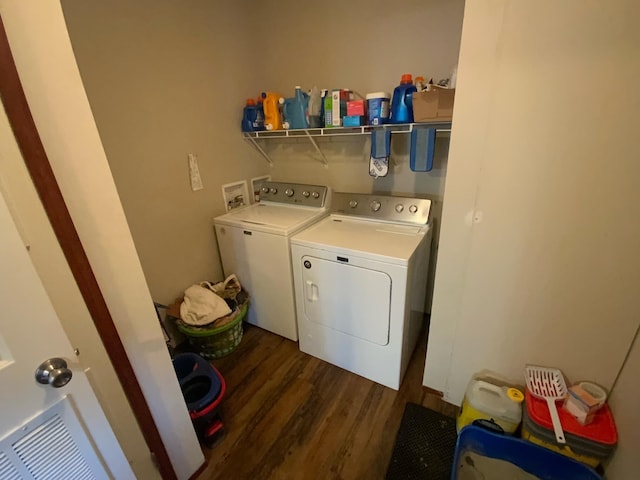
[245,135,273,166]
[303,130,328,167]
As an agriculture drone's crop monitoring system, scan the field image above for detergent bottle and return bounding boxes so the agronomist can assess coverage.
[255,97,265,131]
[279,86,309,129]
[390,74,418,124]
[457,370,524,434]
[279,97,294,129]
[261,92,283,130]
[308,86,322,128]
[241,98,264,132]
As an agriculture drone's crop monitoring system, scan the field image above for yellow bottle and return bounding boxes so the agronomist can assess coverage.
[457,370,524,434]
[261,92,283,130]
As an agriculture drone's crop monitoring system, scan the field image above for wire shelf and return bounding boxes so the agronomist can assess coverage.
[241,121,452,166]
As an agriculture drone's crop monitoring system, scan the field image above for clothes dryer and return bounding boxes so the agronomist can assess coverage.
[290,192,432,389]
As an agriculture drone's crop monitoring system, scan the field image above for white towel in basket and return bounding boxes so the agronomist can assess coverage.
[180,284,231,326]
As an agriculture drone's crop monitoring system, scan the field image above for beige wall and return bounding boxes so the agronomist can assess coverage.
[256,0,464,245]
[607,328,640,478]
[62,0,465,305]
[62,0,269,305]
[425,0,640,409]
[258,0,463,96]
[1,2,204,478]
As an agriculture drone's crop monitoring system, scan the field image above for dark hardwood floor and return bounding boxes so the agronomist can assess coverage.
[199,323,458,480]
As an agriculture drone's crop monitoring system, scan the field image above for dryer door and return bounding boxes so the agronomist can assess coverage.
[300,256,391,346]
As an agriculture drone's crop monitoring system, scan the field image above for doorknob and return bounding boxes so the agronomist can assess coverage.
[35,358,73,388]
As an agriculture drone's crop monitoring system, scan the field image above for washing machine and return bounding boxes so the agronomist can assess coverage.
[214,182,329,341]
[290,192,433,390]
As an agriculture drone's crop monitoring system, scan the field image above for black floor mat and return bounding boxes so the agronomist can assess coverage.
[386,402,458,480]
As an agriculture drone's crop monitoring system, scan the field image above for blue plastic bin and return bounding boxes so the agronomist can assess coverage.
[452,425,602,480]
[172,352,222,412]
[172,353,226,447]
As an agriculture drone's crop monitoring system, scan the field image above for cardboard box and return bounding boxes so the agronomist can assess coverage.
[342,115,366,127]
[563,384,606,425]
[331,89,350,127]
[412,87,455,122]
[324,94,333,127]
[167,298,183,319]
[347,100,366,117]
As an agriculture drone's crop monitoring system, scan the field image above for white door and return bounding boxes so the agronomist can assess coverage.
[0,189,134,479]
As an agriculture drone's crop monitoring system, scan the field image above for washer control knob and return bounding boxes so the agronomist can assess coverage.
[370,200,381,212]
[261,187,269,193]
[395,204,404,213]
[349,200,358,208]
[311,191,320,199]
[270,187,277,194]
[409,205,418,214]
[285,188,294,197]
[302,190,310,198]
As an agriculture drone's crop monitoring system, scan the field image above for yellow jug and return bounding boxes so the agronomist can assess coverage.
[261,92,283,130]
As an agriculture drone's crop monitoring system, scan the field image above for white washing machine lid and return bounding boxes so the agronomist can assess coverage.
[290,215,430,265]
[214,204,328,236]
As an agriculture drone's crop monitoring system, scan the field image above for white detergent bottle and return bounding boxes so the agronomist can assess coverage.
[308,86,322,128]
[457,370,524,434]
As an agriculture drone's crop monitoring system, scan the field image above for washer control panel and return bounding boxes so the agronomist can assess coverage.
[332,192,431,225]
[258,182,328,207]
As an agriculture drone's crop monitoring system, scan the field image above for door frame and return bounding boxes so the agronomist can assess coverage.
[0,16,176,480]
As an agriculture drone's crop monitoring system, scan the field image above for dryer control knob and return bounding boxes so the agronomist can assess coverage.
[395,204,404,213]
[349,200,358,208]
[409,205,418,214]
[311,191,320,199]
[370,200,381,212]
[270,187,278,194]
[285,188,294,197]
[302,190,310,198]
[261,186,269,193]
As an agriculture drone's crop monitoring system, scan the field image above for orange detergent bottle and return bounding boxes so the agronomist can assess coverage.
[261,92,283,130]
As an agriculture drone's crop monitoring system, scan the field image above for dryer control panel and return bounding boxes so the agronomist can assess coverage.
[332,192,431,225]
[258,182,329,208]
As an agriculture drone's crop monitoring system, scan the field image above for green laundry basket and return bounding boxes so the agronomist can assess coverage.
[175,300,248,359]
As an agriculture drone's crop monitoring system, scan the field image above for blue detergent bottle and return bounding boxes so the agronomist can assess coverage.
[255,97,265,130]
[390,74,418,124]
[279,86,309,129]
[241,98,263,132]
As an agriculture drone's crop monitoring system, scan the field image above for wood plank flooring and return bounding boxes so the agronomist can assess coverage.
[198,323,458,480]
